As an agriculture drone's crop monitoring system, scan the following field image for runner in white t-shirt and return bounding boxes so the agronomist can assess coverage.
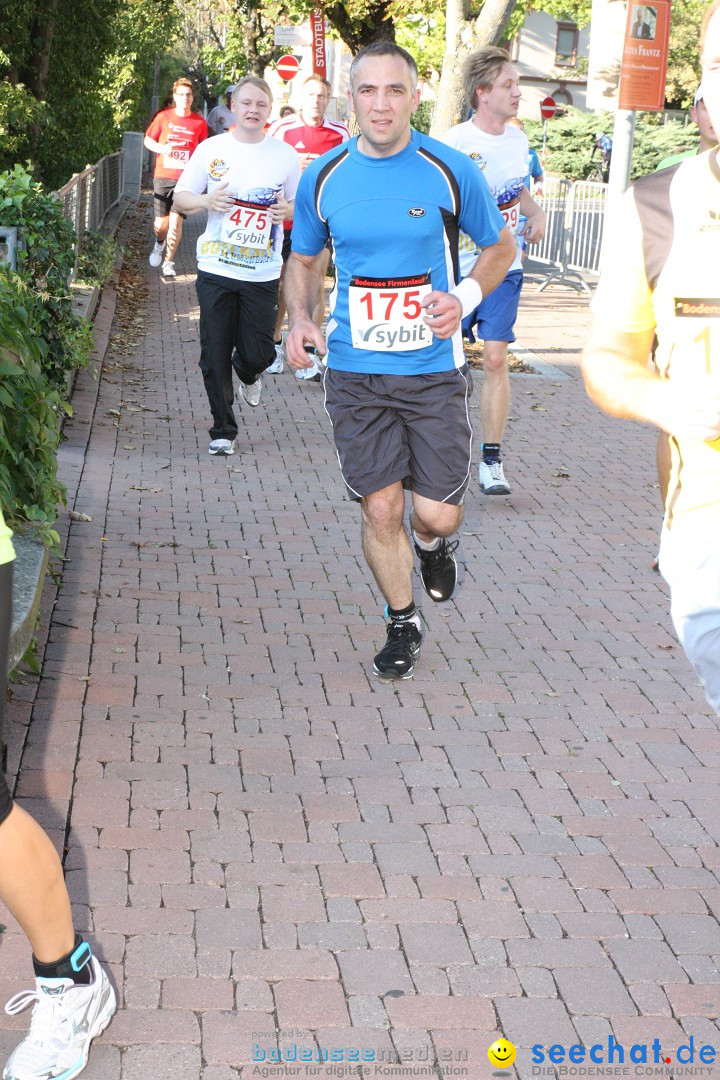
[173,77,301,456]
[442,47,546,496]
[267,75,350,381]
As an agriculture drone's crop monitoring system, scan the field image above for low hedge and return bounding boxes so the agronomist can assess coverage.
[0,163,92,546]
[0,273,66,549]
[523,109,700,180]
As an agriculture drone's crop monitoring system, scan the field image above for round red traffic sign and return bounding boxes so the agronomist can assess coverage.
[277,54,300,81]
[540,95,556,120]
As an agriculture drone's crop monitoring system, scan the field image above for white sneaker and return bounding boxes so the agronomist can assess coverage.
[208,438,235,456]
[3,955,116,1080]
[295,361,322,383]
[149,239,165,267]
[266,342,284,374]
[161,260,176,278]
[478,459,511,495]
[238,378,262,407]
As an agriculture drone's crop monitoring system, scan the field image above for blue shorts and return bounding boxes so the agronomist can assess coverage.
[462,269,523,345]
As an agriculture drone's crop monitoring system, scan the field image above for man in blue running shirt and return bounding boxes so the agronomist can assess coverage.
[285,42,515,681]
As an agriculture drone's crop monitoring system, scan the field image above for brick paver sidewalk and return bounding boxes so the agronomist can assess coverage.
[1,203,719,1080]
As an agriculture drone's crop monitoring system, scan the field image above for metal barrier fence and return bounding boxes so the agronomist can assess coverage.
[533,177,607,295]
[54,151,124,271]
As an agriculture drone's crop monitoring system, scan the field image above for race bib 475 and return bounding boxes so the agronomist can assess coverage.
[221,200,273,250]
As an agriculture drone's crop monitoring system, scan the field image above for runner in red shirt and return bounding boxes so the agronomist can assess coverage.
[267,75,349,378]
[144,78,208,278]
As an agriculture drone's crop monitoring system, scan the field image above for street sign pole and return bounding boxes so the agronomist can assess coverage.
[539,97,556,169]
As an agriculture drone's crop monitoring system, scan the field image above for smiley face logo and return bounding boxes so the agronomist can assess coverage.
[488,1038,516,1069]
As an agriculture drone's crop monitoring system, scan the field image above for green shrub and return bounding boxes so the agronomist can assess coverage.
[0,81,46,176]
[76,229,117,287]
[524,109,700,180]
[0,163,92,388]
[0,272,66,549]
[413,101,434,135]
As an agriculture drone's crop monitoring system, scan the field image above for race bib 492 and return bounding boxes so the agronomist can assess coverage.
[162,147,190,170]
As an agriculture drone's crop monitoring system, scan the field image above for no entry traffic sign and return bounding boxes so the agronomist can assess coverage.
[539,96,556,120]
[277,54,301,81]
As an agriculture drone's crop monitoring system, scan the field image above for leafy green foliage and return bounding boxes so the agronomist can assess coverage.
[665,0,705,107]
[76,231,118,287]
[0,164,92,388]
[0,272,66,548]
[524,109,700,180]
[103,0,183,129]
[413,101,434,135]
[0,81,45,176]
[396,4,446,80]
[0,0,184,188]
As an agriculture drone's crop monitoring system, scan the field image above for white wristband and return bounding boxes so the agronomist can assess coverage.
[449,278,483,319]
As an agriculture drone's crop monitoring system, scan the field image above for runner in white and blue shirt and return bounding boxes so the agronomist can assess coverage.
[291,128,505,375]
[284,43,515,683]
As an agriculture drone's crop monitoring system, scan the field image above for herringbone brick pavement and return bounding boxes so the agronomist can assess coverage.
[1,201,718,1080]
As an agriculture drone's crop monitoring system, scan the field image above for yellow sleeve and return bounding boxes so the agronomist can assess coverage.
[591,188,657,335]
[0,506,16,566]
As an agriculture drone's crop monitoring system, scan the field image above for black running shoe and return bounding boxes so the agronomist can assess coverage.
[414,538,459,602]
[372,621,423,680]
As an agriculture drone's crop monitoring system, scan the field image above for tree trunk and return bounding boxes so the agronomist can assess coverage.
[322,1,395,53]
[240,3,275,77]
[430,0,519,137]
[24,0,60,99]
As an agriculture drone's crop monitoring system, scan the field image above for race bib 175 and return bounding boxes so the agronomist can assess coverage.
[348,272,432,352]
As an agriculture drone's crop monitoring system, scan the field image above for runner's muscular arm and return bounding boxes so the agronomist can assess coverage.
[421,225,516,340]
[285,250,327,369]
[583,321,720,442]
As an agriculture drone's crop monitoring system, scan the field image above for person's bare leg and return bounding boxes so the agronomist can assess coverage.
[480,339,511,444]
[0,804,75,963]
[652,431,672,570]
[361,483,413,609]
[0,560,74,965]
[410,493,464,545]
[164,210,184,263]
[153,212,170,244]
[274,286,287,343]
[657,431,671,507]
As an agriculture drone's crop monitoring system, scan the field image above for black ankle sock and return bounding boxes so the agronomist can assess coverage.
[387,601,417,623]
[33,935,92,985]
[482,442,501,463]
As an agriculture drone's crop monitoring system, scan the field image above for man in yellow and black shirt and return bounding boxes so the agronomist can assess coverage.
[582,0,720,714]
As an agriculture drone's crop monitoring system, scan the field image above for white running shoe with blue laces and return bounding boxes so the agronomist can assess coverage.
[3,954,116,1080]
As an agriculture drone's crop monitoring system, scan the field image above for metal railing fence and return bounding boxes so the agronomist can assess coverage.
[532,176,608,294]
[54,151,124,271]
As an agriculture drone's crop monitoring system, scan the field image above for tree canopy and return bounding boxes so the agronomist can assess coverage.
[0,0,706,190]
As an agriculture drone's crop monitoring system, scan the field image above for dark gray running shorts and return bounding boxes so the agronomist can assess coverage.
[153,178,186,220]
[323,366,474,504]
